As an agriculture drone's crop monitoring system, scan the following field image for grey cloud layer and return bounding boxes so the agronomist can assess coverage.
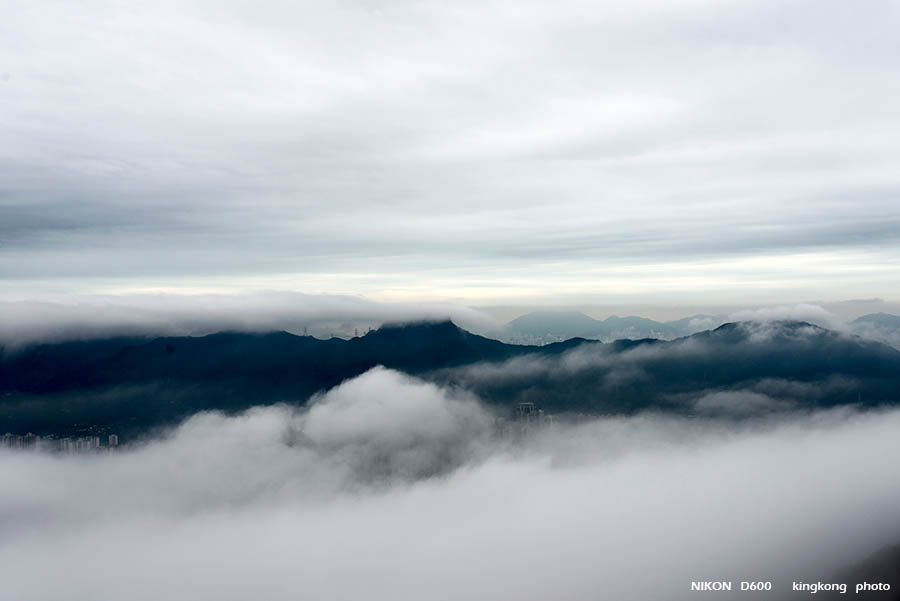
[0,292,499,346]
[3,368,900,600]
[2,0,900,301]
[5,294,900,363]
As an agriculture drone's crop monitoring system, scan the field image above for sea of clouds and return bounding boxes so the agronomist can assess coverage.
[2,367,900,600]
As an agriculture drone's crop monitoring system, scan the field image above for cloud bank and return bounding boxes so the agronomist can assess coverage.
[2,368,900,600]
[0,292,499,347]
[4,295,900,352]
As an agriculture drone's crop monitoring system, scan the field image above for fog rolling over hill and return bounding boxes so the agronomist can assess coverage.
[851,313,900,350]
[442,320,900,416]
[500,309,900,350]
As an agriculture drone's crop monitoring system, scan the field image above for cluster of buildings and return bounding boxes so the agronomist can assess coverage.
[2,432,120,453]
[498,402,556,439]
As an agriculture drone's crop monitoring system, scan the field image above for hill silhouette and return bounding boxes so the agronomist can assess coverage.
[441,320,900,415]
[2,320,899,438]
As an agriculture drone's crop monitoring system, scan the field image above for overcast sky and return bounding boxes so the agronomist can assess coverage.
[2,0,899,306]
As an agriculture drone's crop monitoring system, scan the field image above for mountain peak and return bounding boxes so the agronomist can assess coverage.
[705,320,830,344]
[365,319,463,338]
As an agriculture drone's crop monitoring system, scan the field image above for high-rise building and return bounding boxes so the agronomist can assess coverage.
[512,402,555,435]
[516,402,537,420]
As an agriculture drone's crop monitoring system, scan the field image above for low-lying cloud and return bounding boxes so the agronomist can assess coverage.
[2,368,900,600]
[690,390,794,416]
[299,368,496,481]
[729,303,900,350]
[0,292,499,348]
[4,296,900,355]
[438,320,899,415]
[729,303,846,331]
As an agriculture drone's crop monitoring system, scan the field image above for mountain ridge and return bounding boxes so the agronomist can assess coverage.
[2,319,899,438]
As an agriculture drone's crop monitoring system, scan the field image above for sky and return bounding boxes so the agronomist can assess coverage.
[2,0,900,306]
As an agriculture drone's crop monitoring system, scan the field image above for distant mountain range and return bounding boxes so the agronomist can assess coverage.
[498,310,725,344]
[2,319,900,438]
[850,312,900,349]
[499,309,900,349]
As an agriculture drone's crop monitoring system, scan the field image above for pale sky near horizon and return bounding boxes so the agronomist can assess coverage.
[2,0,899,305]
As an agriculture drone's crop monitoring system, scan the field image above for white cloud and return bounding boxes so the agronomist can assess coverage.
[300,367,496,480]
[729,303,845,330]
[2,368,900,600]
[691,390,793,415]
[0,292,500,347]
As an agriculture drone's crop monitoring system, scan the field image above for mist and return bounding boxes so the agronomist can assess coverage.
[436,319,899,415]
[0,293,500,348]
[2,367,900,600]
[5,296,900,356]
